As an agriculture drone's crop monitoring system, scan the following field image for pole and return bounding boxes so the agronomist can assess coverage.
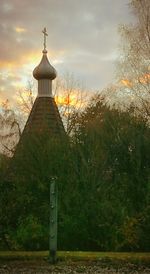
[49,177,57,263]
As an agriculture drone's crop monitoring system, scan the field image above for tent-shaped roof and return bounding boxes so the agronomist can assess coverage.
[13,28,65,158]
[22,97,65,137]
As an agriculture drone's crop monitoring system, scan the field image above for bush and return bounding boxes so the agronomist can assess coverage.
[119,206,150,251]
[16,215,48,250]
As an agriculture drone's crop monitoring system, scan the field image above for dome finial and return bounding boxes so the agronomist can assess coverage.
[33,28,57,83]
[42,27,48,53]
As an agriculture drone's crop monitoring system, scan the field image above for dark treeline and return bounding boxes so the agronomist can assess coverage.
[0,95,150,251]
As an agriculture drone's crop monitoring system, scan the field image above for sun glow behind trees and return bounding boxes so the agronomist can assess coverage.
[0,72,90,156]
[121,73,150,88]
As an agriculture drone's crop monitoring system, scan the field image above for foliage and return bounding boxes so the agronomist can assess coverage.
[1,94,149,251]
[15,215,48,250]
[120,206,150,251]
[69,95,150,251]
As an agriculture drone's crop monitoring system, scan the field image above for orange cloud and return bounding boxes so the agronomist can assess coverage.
[15,27,27,33]
[0,47,63,72]
[0,60,18,69]
[0,52,40,71]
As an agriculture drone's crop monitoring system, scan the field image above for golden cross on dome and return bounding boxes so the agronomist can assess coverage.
[42,27,48,51]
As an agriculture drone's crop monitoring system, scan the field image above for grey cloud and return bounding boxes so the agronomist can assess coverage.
[55,50,117,90]
[0,0,133,95]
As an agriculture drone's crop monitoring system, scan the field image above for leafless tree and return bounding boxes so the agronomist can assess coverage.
[0,74,91,156]
[53,73,91,134]
[115,0,150,119]
[16,73,91,135]
[0,100,21,157]
[16,79,36,116]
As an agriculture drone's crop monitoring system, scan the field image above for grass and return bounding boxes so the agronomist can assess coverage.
[0,251,150,266]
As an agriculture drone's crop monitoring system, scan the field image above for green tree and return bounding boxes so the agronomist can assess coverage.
[71,95,150,250]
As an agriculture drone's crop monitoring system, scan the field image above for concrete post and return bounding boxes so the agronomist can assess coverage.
[49,178,57,263]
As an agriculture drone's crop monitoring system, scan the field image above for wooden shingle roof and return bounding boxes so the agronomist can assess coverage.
[22,97,65,137]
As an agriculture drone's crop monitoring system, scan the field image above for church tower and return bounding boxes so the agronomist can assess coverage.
[11,28,65,172]
[21,28,65,138]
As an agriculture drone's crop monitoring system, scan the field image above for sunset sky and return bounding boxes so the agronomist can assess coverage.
[0,0,134,105]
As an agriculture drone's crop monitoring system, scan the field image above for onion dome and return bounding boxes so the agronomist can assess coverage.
[33,49,57,80]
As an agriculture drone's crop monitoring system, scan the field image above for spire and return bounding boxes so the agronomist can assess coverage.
[33,28,57,97]
[8,28,65,180]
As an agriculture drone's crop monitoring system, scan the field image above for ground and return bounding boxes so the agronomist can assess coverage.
[0,252,150,274]
[0,260,150,274]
